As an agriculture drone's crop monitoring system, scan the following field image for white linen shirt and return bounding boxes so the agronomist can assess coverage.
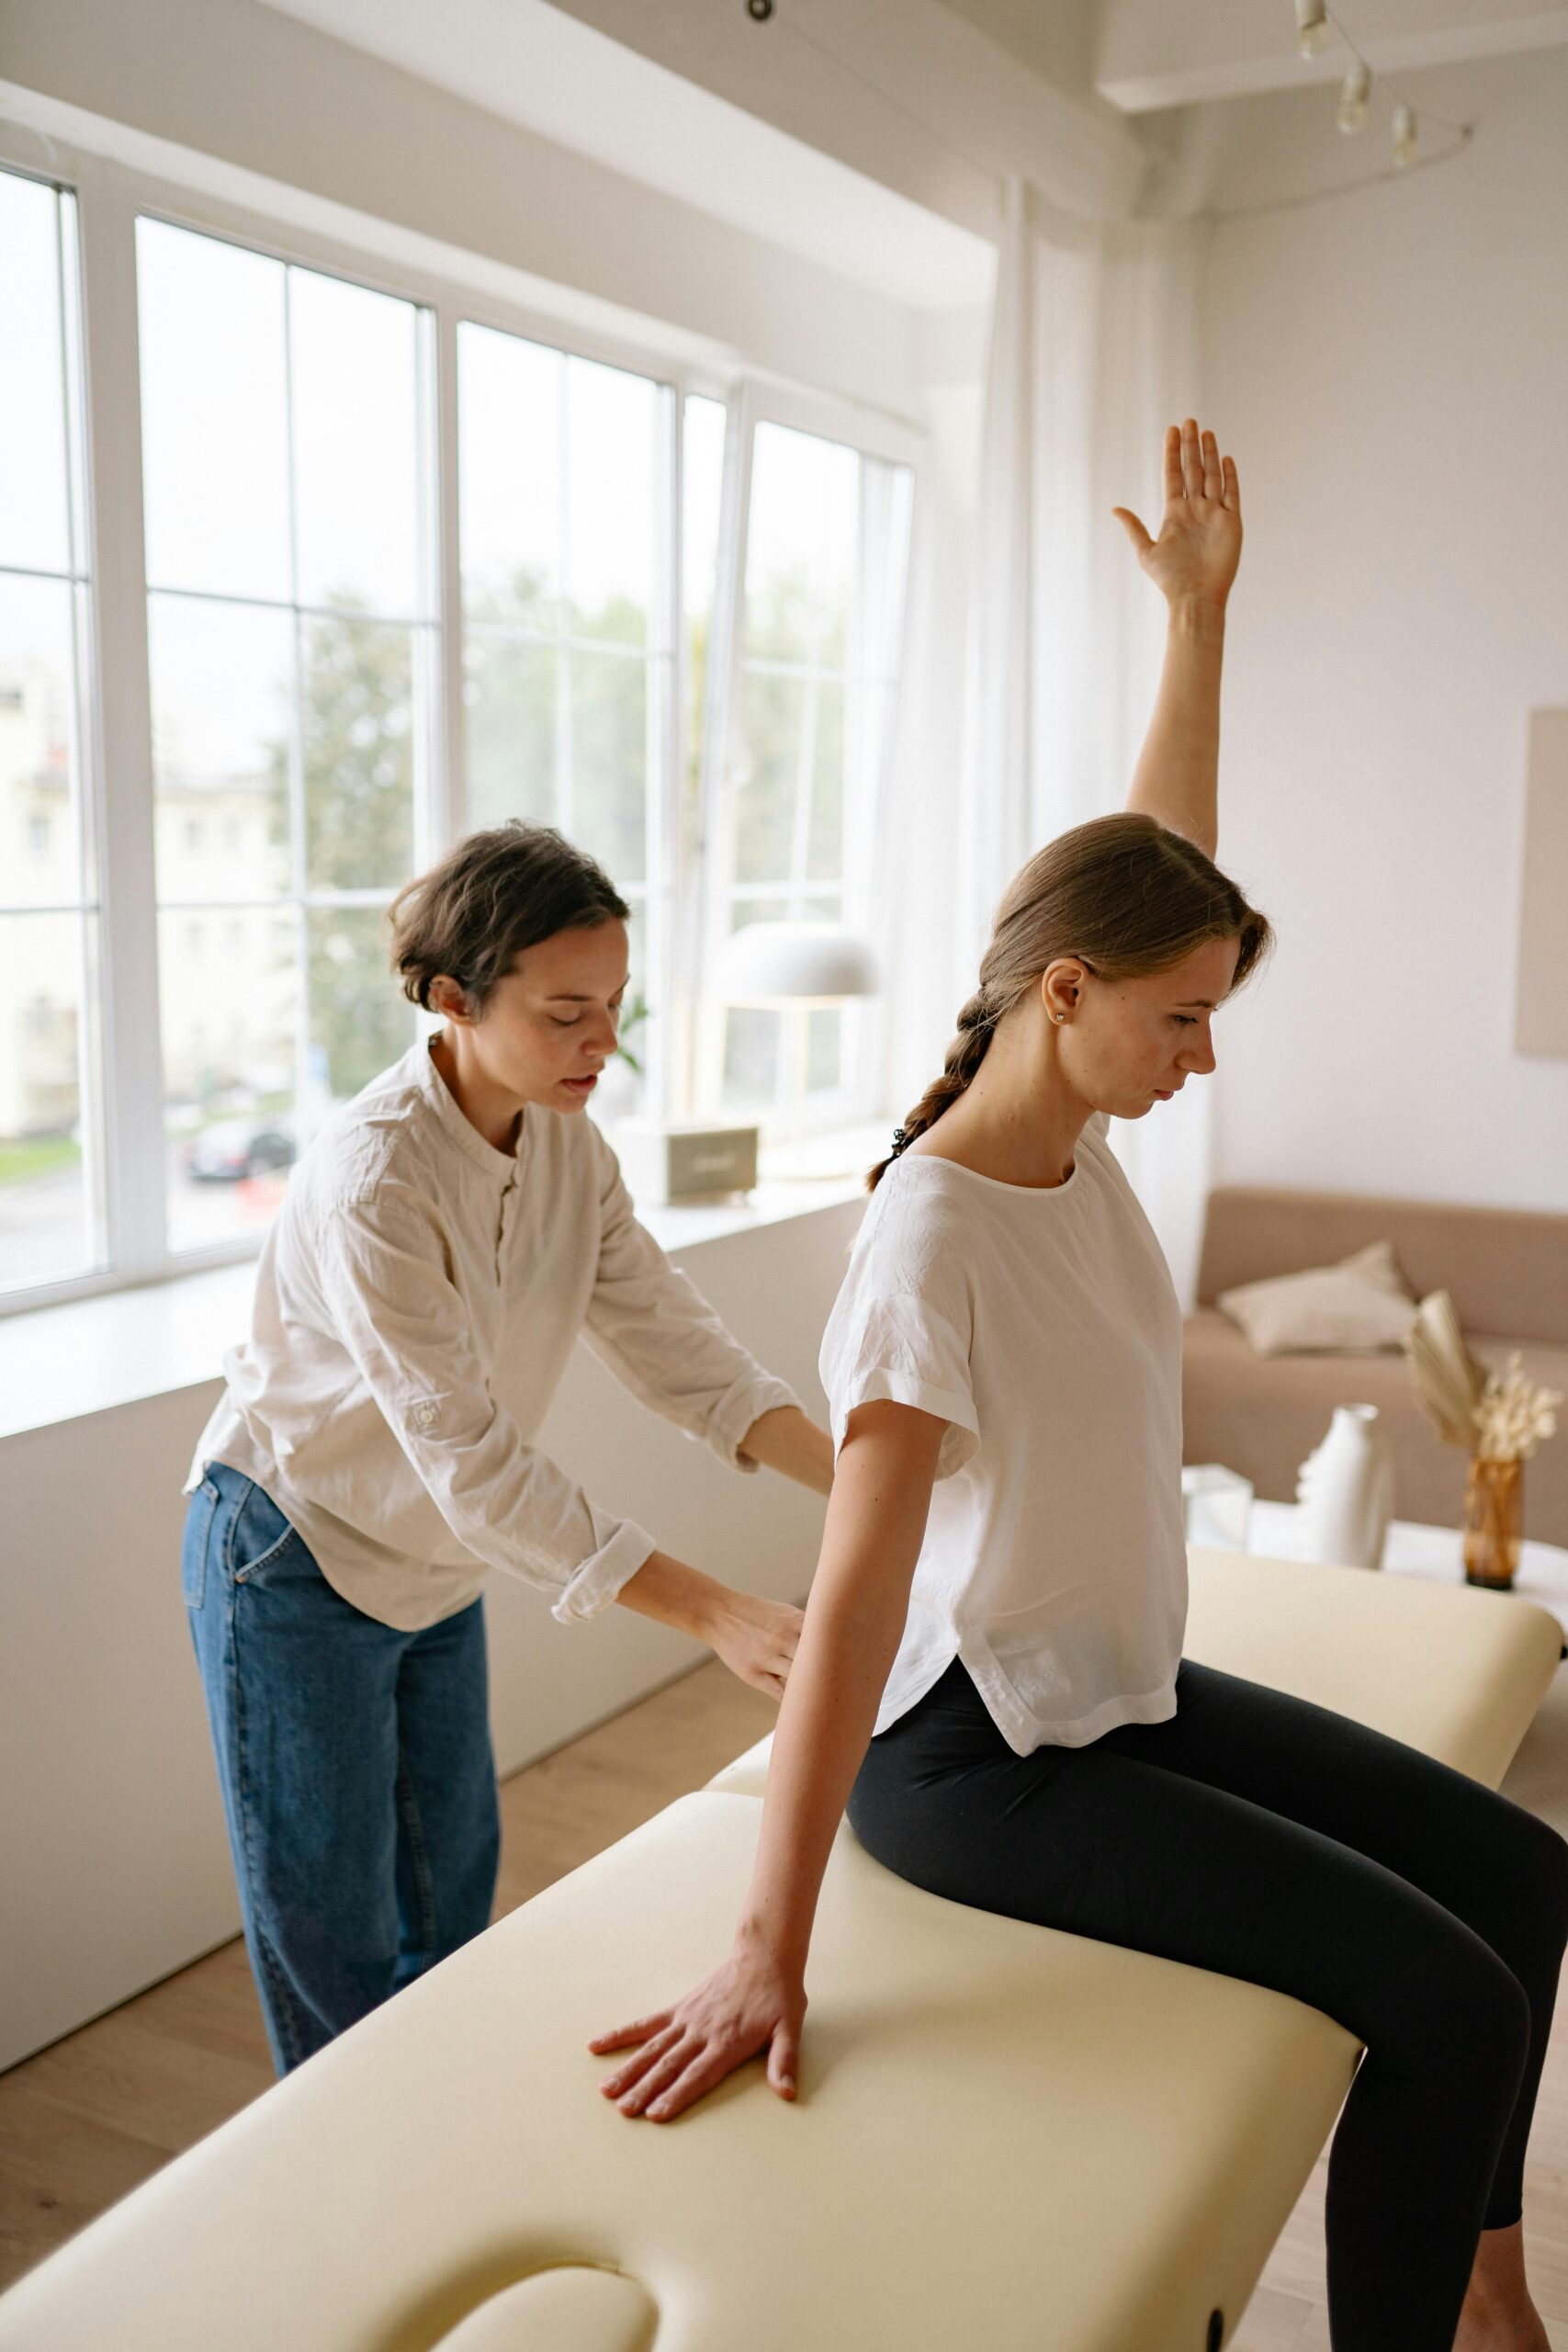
[818,1109,1189,1756]
[185,1035,803,1632]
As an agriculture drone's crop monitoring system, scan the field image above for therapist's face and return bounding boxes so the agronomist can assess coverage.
[432,919,629,1114]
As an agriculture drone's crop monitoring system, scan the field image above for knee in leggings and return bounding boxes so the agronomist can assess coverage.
[1528,1817,1568,1952]
[1446,1941,1532,2100]
[1387,1910,1532,2096]
[1483,1804,1568,1971]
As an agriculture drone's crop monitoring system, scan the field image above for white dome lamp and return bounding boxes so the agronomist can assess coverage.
[714,919,880,1153]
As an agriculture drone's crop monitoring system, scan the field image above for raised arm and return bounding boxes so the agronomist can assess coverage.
[588,1395,945,2120]
[1113,417,1243,862]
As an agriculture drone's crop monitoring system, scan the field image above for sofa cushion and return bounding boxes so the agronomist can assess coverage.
[1195,1187,1568,1351]
[1216,1238,1419,1356]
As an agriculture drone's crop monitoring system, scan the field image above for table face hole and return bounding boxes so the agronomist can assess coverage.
[433,2266,657,2352]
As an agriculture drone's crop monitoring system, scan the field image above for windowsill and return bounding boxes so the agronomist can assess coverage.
[0,1122,885,1445]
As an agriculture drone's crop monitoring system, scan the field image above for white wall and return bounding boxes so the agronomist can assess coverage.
[1191,49,1568,1212]
[0,1203,862,2072]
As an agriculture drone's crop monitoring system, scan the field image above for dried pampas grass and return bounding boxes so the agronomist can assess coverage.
[1404,1290,1562,1463]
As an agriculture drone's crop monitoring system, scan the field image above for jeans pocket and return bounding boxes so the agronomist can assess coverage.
[229,1480,310,1589]
[181,1478,220,1611]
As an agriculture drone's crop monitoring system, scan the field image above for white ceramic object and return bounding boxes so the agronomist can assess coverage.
[1294,1402,1397,1569]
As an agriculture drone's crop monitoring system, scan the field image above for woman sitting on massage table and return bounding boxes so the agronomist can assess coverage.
[181,822,833,2075]
[592,420,1568,2352]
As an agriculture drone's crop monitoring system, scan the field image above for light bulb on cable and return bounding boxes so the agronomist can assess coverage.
[1392,103,1418,165]
[1337,59,1371,132]
[1295,0,1332,59]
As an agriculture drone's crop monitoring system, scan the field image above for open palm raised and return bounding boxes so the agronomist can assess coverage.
[1112,418,1242,612]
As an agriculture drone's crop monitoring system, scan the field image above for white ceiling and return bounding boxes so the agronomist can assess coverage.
[1095,0,1568,112]
[250,0,997,311]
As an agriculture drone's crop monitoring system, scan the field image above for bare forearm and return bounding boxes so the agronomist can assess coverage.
[736,1402,835,1497]
[614,1546,726,1643]
[1125,598,1226,858]
[735,1582,907,1974]
[734,1418,934,1972]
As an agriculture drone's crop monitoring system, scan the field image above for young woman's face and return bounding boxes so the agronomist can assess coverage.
[456,920,630,1114]
[1046,933,1240,1120]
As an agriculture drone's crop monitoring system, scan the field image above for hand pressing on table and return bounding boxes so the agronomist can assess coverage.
[589,1937,807,2122]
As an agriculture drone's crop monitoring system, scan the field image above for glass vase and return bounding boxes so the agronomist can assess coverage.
[1462,1453,1523,1589]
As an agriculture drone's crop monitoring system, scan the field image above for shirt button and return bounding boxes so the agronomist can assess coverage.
[413,1402,437,1430]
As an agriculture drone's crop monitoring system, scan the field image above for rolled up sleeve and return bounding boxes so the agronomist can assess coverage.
[314,1188,656,1623]
[581,1131,804,1476]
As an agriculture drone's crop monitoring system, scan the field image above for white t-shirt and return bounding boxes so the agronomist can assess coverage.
[818,1109,1188,1756]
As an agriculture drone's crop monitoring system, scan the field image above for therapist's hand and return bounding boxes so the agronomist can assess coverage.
[705,1589,804,1701]
[614,1551,802,1698]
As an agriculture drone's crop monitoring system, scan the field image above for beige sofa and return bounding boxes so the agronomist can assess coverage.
[0,1547,1559,2352]
[1185,1185,1568,1546]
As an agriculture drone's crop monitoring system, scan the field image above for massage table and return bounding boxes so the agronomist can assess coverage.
[0,1547,1559,2351]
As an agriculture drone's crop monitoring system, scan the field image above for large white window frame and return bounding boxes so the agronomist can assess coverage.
[0,124,924,1319]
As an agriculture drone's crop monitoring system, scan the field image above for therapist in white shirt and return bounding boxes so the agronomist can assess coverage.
[181,819,834,2075]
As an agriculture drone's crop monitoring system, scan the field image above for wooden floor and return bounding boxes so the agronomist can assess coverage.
[5,1657,1568,2348]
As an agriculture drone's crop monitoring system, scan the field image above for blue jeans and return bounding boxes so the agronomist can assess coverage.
[182,1461,501,2075]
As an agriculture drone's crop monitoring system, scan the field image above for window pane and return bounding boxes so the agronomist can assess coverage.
[587,895,649,1126]
[149,595,292,903]
[305,906,415,1105]
[0,574,82,909]
[0,174,72,576]
[807,1006,841,1091]
[163,905,299,1253]
[743,422,856,667]
[0,910,95,1291]
[568,357,655,648]
[300,612,415,893]
[464,635,556,831]
[290,269,423,616]
[734,669,802,885]
[570,649,646,883]
[720,902,779,1107]
[137,220,291,601]
[457,325,564,632]
[718,892,845,1117]
[806,678,845,884]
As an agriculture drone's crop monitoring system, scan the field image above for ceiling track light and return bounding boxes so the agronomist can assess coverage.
[1392,103,1419,165]
[1295,0,1333,60]
[1337,59,1371,133]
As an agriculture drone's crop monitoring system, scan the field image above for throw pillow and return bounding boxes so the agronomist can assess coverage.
[1216,1238,1420,1357]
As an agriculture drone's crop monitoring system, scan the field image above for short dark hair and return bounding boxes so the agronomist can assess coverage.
[387,822,630,1014]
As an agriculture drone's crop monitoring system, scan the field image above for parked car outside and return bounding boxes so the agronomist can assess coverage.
[182,1115,299,1184]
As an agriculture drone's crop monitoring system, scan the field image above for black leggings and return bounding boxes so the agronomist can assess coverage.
[847,1655,1568,2352]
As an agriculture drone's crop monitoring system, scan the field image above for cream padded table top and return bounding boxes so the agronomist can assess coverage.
[0,1549,1559,2352]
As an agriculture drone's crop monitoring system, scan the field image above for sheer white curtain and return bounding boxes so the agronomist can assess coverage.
[954,177,1213,1308]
